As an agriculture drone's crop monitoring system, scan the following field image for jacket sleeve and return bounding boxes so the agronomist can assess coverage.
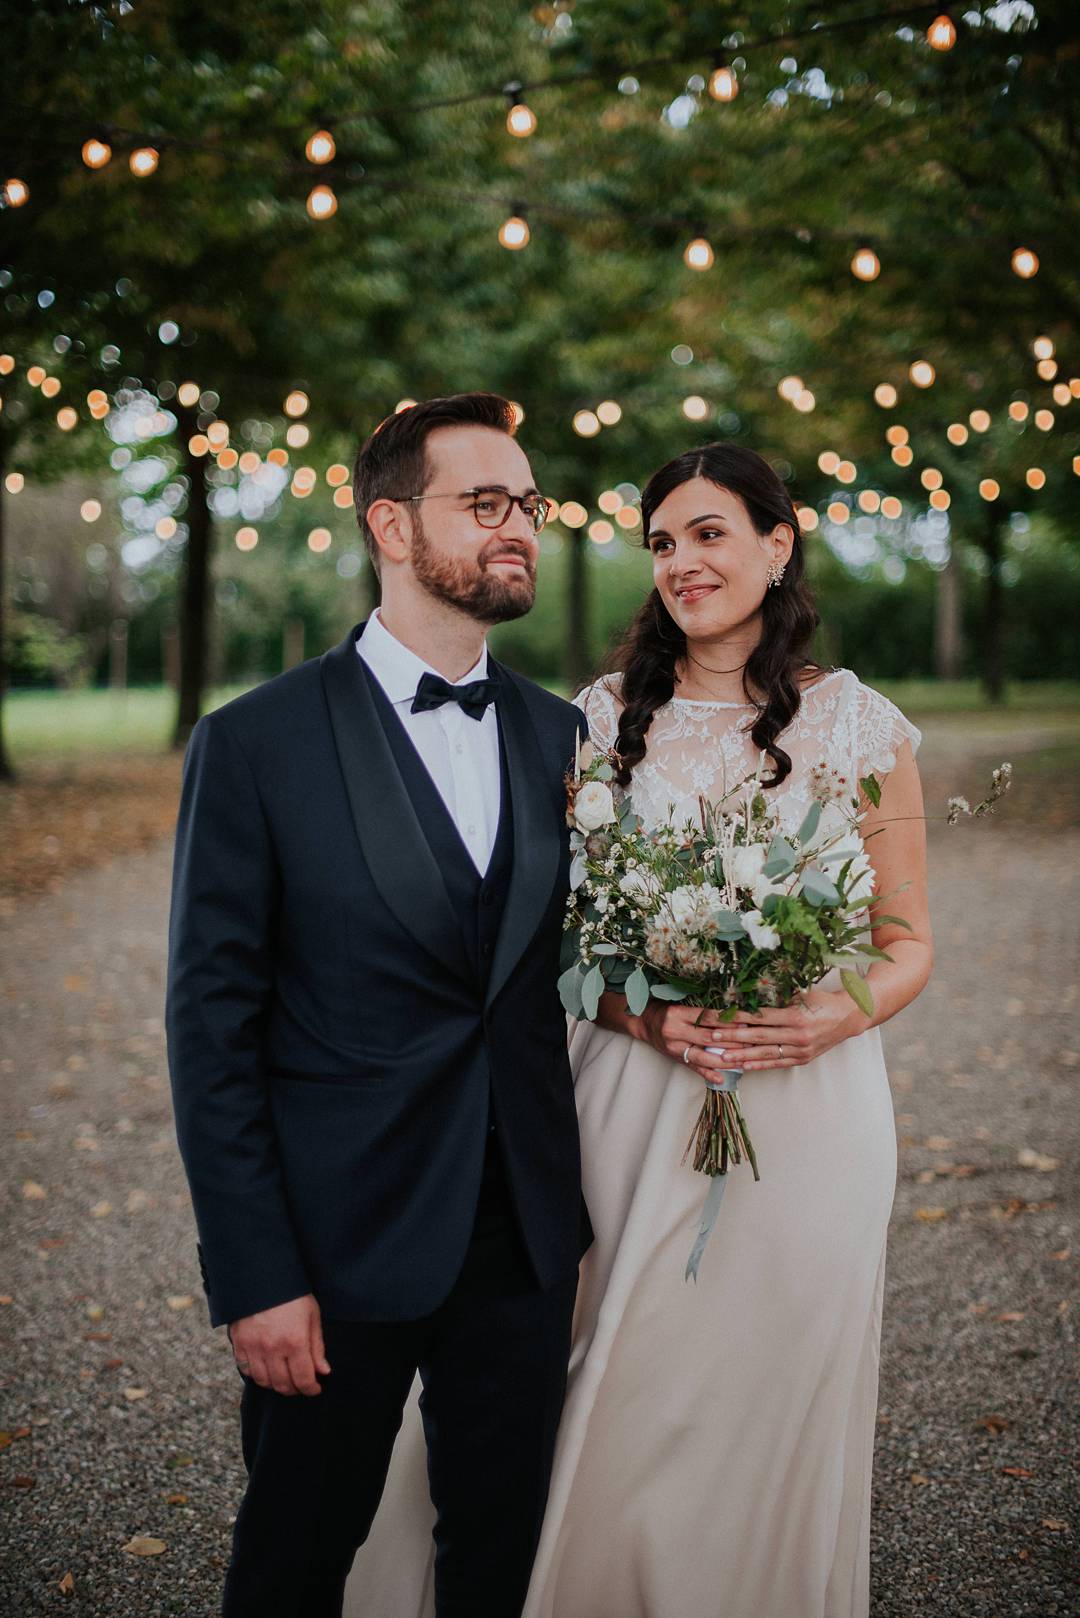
[166,711,311,1327]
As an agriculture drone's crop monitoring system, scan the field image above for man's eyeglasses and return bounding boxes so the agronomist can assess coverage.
[395,487,550,534]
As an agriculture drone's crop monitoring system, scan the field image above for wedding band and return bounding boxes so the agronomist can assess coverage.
[236,1359,251,1370]
[778,1045,784,1060]
[682,1045,691,1065]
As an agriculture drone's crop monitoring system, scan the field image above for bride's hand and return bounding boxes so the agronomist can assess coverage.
[716,987,870,1071]
[637,1002,734,1079]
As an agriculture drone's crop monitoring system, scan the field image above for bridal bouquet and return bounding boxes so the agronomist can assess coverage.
[561,742,909,1279]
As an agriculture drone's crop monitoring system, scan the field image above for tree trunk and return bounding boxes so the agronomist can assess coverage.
[0,428,14,781]
[934,537,963,680]
[981,513,1005,705]
[566,520,591,694]
[173,410,213,748]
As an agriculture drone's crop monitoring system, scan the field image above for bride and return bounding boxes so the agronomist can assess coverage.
[345,442,933,1618]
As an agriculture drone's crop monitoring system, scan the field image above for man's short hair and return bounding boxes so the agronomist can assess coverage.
[352,392,517,571]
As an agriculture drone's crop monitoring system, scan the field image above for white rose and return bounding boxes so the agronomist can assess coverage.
[573,781,617,833]
[743,909,781,950]
[665,884,700,930]
[727,843,767,890]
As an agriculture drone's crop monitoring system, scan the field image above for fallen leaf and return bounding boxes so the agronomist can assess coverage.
[102,1357,124,1371]
[22,1181,47,1200]
[165,1492,188,1505]
[84,1331,110,1342]
[0,1295,12,1305]
[0,1433,12,1451]
[915,1206,948,1222]
[122,1535,167,1557]
[165,1455,194,1470]
[926,1136,954,1151]
[12,1474,36,1487]
[1050,1248,1071,1261]
[166,1295,194,1312]
[1042,1518,1068,1531]
[58,1570,75,1596]
[1017,1148,1060,1173]
[90,1200,112,1218]
[916,1170,935,1184]
[909,1472,931,1486]
[122,1387,148,1402]
[996,1311,1026,1323]
[1001,1465,1034,1478]
[64,975,88,993]
[976,1414,1010,1435]
[39,1237,67,1250]
[969,1303,989,1315]
[125,1189,150,1212]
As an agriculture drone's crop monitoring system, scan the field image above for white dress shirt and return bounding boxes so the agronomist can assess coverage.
[356,610,502,875]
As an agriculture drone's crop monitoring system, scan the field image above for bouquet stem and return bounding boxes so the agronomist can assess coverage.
[682,1068,760,1283]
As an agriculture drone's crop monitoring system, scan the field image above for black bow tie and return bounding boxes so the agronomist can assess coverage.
[411,670,500,721]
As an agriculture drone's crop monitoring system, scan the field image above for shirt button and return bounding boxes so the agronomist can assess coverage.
[467,824,477,836]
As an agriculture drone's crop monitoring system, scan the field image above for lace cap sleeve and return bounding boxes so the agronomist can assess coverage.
[852,679,922,779]
[572,676,622,752]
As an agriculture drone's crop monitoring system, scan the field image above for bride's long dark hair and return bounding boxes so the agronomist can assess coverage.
[602,443,823,790]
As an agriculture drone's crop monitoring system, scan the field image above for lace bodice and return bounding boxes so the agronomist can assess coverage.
[573,669,921,835]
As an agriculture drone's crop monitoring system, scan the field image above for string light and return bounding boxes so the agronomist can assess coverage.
[305,131,336,164]
[683,236,714,271]
[129,147,159,178]
[0,354,13,374]
[874,383,897,408]
[979,479,1000,501]
[5,473,25,493]
[235,526,259,550]
[851,248,880,282]
[858,490,881,513]
[826,501,850,524]
[796,506,819,531]
[885,425,909,446]
[572,409,600,437]
[176,381,200,407]
[929,489,950,510]
[1011,247,1039,279]
[267,446,289,466]
[1036,358,1057,381]
[333,486,353,509]
[909,360,935,388]
[498,211,530,250]
[946,422,968,445]
[616,506,640,529]
[307,184,337,220]
[777,376,803,402]
[238,451,260,474]
[793,389,816,413]
[891,445,914,466]
[1025,467,1045,489]
[1073,457,1080,476]
[927,14,957,51]
[545,500,561,524]
[308,528,333,552]
[286,423,310,447]
[188,433,209,456]
[920,467,943,490]
[1032,336,1054,359]
[1008,400,1029,421]
[1052,383,1070,406]
[596,400,622,425]
[598,490,621,515]
[283,390,309,417]
[41,376,61,398]
[505,87,537,138]
[817,451,840,474]
[1071,379,1080,398]
[80,500,101,522]
[682,395,709,421]
[87,388,109,418]
[1034,409,1054,430]
[836,460,857,484]
[207,421,229,449]
[3,178,30,207]
[969,408,990,432]
[707,65,738,102]
[558,501,588,529]
[327,464,350,486]
[588,519,615,544]
[217,447,239,469]
[57,406,77,430]
[27,365,46,386]
[82,138,112,169]
[881,496,902,519]
[156,516,177,539]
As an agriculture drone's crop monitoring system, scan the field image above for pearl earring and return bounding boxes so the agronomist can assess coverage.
[767,560,786,588]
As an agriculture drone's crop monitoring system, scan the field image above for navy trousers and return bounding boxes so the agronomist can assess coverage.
[221,1132,577,1618]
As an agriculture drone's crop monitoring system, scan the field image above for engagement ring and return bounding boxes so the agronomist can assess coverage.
[682,1045,691,1065]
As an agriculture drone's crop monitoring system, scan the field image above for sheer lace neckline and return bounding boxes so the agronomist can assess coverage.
[669,667,850,709]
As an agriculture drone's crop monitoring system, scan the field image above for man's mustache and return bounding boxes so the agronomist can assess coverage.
[478,543,536,578]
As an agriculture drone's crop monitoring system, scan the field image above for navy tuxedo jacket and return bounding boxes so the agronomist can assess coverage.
[165,624,590,1327]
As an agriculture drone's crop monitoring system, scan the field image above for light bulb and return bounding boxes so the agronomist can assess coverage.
[797,506,819,531]
[3,178,30,207]
[1034,409,1054,431]
[682,395,709,421]
[27,365,46,386]
[588,520,615,545]
[836,461,857,484]
[308,528,332,553]
[874,383,897,408]
[979,479,1000,501]
[1008,400,1029,421]
[891,445,914,467]
[286,424,310,448]
[909,360,935,388]
[777,375,803,402]
[929,489,950,510]
[1025,467,1045,489]
[506,101,537,138]
[793,389,816,413]
[188,434,209,456]
[946,423,968,445]
[1032,336,1054,359]
[559,502,588,529]
[499,214,530,250]
[5,472,25,493]
[82,139,112,169]
[827,501,850,524]
[177,381,200,408]
[969,409,991,432]
[41,376,61,398]
[817,451,840,474]
[57,406,77,431]
[598,490,621,515]
[284,390,309,418]
[683,236,714,271]
[708,66,738,102]
[235,526,259,550]
[307,185,337,220]
[305,131,336,165]
[326,464,350,486]
[129,147,159,178]
[885,425,909,446]
[881,497,902,519]
[572,409,600,438]
[1011,247,1039,279]
[927,15,956,51]
[1036,358,1057,381]
[0,355,13,374]
[858,490,881,513]
[851,248,880,282]
[80,500,101,522]
[920,467,943,491]
[596,400,622,425]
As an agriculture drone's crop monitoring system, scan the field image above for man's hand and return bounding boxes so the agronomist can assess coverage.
[229,1294,331,1397]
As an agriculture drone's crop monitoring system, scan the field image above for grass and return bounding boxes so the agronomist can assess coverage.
[3,679,1079,762]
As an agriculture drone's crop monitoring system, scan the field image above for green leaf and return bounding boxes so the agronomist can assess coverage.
[762,836,797,878]
[590,941,619,955]
[859,774,882,808]
[580,963,605,1021]
[557,963,585,1018]
[650,982,689,1002]
[866,913,913,931]
[841,969,875,1018]
[569,850,588,890]
[625,965,651,1017]
[850,943,895,962]
[711,909,747,939]
[604,957,634,989]
[595,762,614,781]
[800,867,841,906]
[797,801,821,845]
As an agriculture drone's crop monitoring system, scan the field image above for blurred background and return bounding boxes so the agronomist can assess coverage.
[1,4,1077,1615]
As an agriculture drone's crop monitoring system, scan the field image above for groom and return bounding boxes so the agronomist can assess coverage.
[166,392,591,1617]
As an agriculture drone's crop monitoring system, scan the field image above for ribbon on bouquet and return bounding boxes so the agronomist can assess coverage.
[685,1064,745,1284]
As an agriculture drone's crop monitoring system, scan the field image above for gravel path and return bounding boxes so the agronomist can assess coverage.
[1,764,1076,1615]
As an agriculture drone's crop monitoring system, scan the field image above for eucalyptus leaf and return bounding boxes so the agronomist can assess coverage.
[801,867,840,906]
[650,982,689,1002]
[604,957,634,989]
[581,963,606,1021]
[557,963,585,1019]
[841,969,875,1018]
[797,801,821,845]
[595,762,614,781]
[762,836,797,878]
[711,910,747,939]
[625,965,651,1017]
[569,850,588,890]
[590,942,619,955]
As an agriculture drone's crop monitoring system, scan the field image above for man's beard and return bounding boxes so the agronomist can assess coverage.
[410,512,536,625]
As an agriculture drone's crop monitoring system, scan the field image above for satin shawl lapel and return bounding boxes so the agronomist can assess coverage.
[485,663,563,1007]
[320,626,471,987]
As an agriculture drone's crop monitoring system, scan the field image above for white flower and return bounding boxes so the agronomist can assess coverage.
[743,909,781,950]
[808,760,856,805]
[727,843,767,889]
[665,884,701,930]
[618,868,657,905]
[594,891,610,915]
[751,870,798,909]
[845,852,876,905]
[573,781,617,833]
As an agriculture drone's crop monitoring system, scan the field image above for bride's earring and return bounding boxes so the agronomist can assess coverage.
[766,559,786,588]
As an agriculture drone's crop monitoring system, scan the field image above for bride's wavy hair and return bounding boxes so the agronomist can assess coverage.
[602,443,823,790]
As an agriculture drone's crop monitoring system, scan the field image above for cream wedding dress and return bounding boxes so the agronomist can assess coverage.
[344,667,921,1618]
